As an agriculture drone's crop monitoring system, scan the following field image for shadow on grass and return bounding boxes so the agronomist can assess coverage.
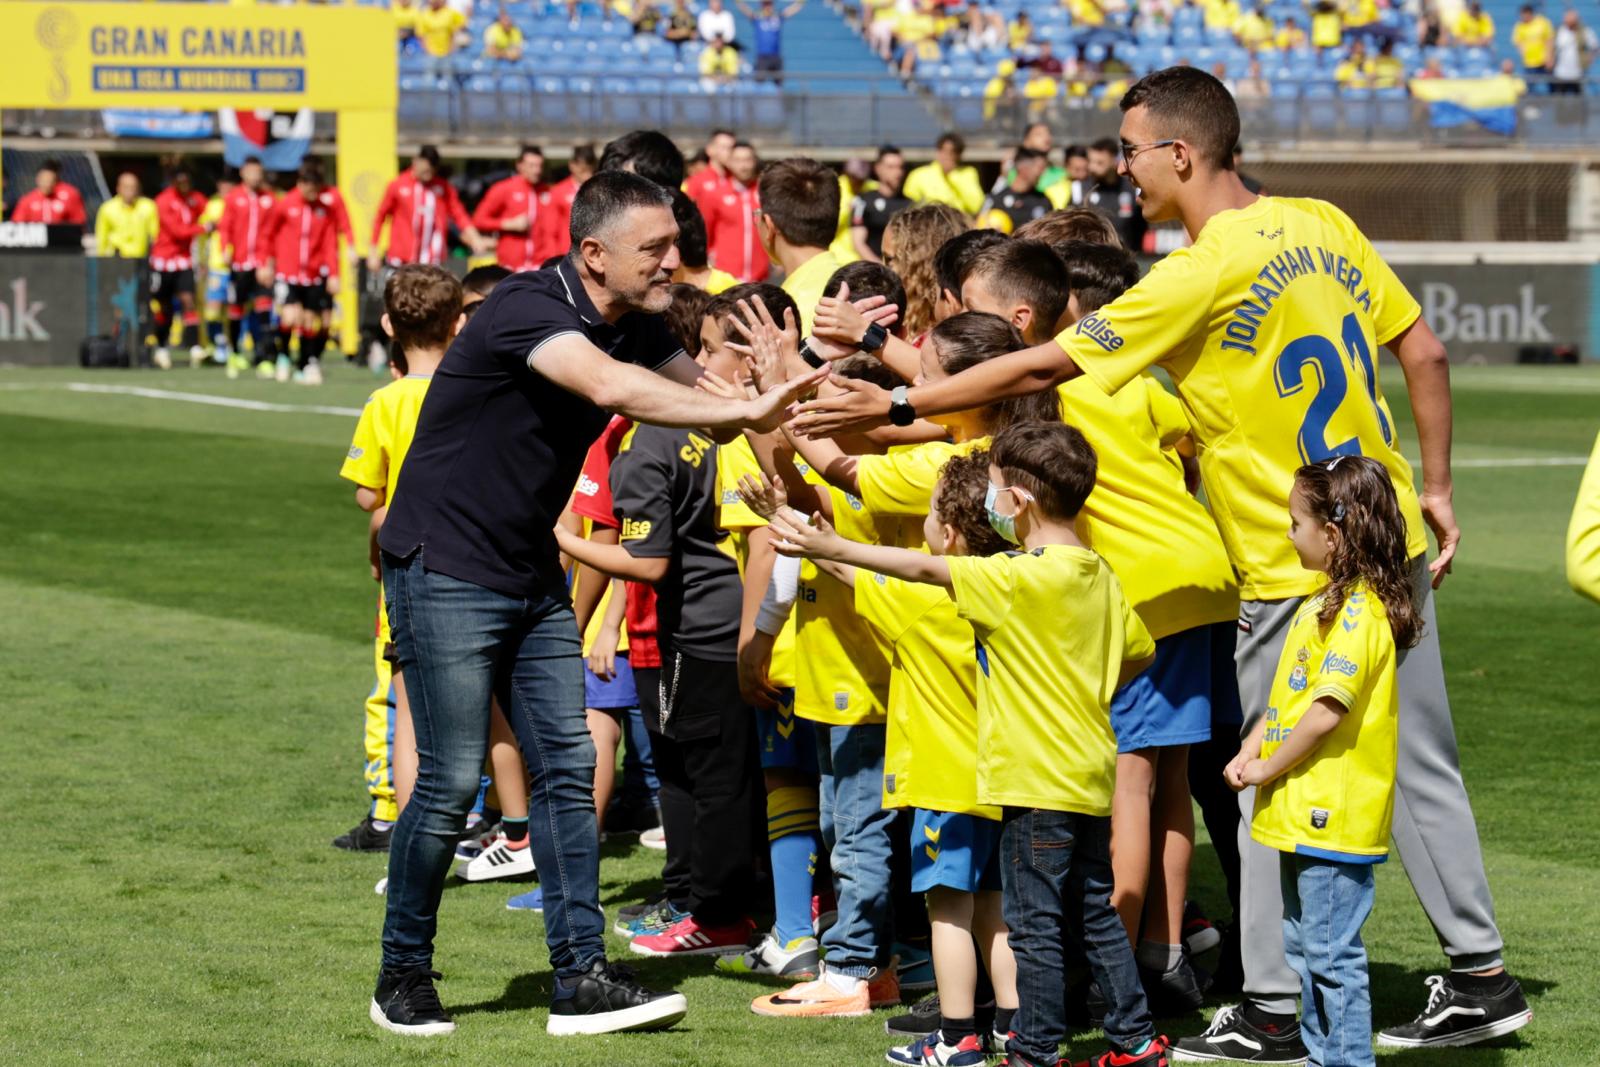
[450,953,722,1021]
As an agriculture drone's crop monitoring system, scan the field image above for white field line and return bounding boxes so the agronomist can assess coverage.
[50,382,364,416]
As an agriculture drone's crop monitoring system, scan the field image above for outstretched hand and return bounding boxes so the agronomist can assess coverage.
[813,281,900,351]
[789,373,893,437]
[768,505,843,559]
[724,296,798,392]
[736,471,788,520]
[746,365,832,433]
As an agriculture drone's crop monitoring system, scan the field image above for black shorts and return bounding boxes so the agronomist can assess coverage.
[282,280,333,313]
[229,269,268,308]
[150,268,196,304]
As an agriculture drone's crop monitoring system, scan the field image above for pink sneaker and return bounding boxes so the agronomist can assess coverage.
[628,914,756,958]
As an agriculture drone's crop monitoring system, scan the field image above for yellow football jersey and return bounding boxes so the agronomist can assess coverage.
[856,571,999,820]
[793,486,893,726]
[1057,196,1429,601]
[201,196,228,274]
[948,546,1154,815]
[1251,580,1399,860]
[781,250,841,336]
[1565,431,1600,604]
[340,375,431,504]
[857,439,987,518]
[716,436,800,687]
[1060,375,1239,640]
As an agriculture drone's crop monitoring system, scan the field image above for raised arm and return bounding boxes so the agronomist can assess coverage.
[1387,315,1457,588]
[554,523,669,583]
[769,507,952,587]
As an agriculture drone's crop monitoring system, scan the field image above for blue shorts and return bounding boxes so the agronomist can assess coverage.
[584,653,638,710]
[757,688,818,773]
[1111,623,1221,754]
[911,809,1003,893]
[205,270,229,306]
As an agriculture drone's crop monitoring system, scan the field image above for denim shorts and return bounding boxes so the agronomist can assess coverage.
[583,653,638,710]
[911,809,1002,893]
[1111,623,1219,753]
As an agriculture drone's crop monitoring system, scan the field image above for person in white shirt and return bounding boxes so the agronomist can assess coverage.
[1551,9,1598,94]
[699,0,737,42]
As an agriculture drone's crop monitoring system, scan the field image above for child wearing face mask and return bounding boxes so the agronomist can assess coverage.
[766,420,1167,1067]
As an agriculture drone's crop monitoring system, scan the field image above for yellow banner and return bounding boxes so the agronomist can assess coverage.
[3,2,396,110]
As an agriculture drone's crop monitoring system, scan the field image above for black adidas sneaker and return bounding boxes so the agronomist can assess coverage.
[1377,973,1532,1048]
[370,969,455,1036]
[1171,1005,1308,1063]
[333,815,392,853]
[546,959,688,1036]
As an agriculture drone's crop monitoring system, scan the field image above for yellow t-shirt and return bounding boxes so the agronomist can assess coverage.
[1061,375,1239,640]
[794,486,893,725]
[394,2,419,33]
[1513,15,1553,67]
[1334,57,1370,87]
[1056,196,1429,601]
[1069,0,1106,28]
[700,45,740,77]
[903,162,986,216]
[1274,25,1307,49]
[1452,10,1494,41]
[948,545,1154,814]
[340,375,431,502]
[1566,430,1600,604]
[416,6,465,57]
[716,436,801,687]
[704,267,740,294]
[829,175,861,266]
[1009,19,1031,48]
[94,197,160,258]
[1343,0,1377,26]
[1235,11,1275,47]
[857,573,999,819]
[485,22,525,52]
[781,249,841,336]
[1250,580,1399,861]
[1311,9,1342,47]
[200,195,228,273]
[896,10,938,42]
[1205,0,1241,30]
[857,438,985,521]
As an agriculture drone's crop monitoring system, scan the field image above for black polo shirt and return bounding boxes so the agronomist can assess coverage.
[379,258,686,599]
[980,188,1052,233]
[851,191,912,259]
[1083,174,1148,253]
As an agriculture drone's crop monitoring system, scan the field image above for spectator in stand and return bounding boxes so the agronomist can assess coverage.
[699,0,737,41]
[1101,46,1132,78]
[1418,55,1446,78]
[394,0,420,49]
[961,2,1003,50]
[666,0,698,49]
[850,145,911,262]
[369,146,486,270]
[633,0,664,37]
[149,167,210,371]
[1022,66,1060,116]
[1310,0,1342,49]
[1552,9,1599,94]
[1417,9,1443,47]
[1513,5,1555,79]
[474,145,555,272]
[670,191,740,292]
[1205,0,1241,32]
[1211,60,1237,94]
[1009,9,1033,51]
[1275,15,1307,48]
[1236,57,1272,97]
[904,132,984,215]
[1452,1,1494,47]
[1334,38,1370,87]
[599,129,687,189]
[1081,137,1146,251]
[484,8,525,60]
[866,0,899,59]
[984,57,1019,121]
[700,36,742,90]
[1369,38,1402,87]
[894,0,945,78]
[704,141,768,282]
[1023,39,1064,75]
[1234,5,1274,50]
[10,159,86,225]
[737,0,805,82]
[416,0,467,73]
[540,143,596,260]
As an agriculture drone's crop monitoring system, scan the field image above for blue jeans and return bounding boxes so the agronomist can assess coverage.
[381,549,603,979]
[1000,809,1152,1064]
[815,723,894,977]
[1281,854,1377,1067]
[620,705,659,806]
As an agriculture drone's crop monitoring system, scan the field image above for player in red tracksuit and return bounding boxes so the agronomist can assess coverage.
[150,168,210,369]
[704,144,768,283]
[471,145,554,272]
[217,156,281,374]
[367,145,483,269]
[10,160,87,225]
[259,161,350,384]
[535,142,596,262]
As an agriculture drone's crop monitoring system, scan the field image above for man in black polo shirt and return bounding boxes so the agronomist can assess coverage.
[977,146,1053,233]
[370,171,820,1038]
[849,145,910,264]
[1083,135,1148,252]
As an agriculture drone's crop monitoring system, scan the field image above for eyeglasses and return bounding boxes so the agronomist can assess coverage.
[462,298,486,319]
[1120,139,1177,166]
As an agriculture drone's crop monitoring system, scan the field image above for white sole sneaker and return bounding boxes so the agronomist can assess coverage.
[546,993,688,1036]
[459,838,536,882]
[1376,1009,1532,1049]
[368,998,455,1036]
[639,827,666,850]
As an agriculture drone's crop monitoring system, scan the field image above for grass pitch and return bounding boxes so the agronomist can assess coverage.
[0,362,1595,1066]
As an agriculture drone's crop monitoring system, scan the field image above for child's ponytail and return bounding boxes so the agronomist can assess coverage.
[1294,456,1423,649]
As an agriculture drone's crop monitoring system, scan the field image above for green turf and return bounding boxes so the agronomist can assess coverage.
[0,362,1595,1065]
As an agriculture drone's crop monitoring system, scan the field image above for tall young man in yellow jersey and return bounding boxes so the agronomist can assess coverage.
[795,64,1527,1058]
[758,157,842,335]
[960,237,1240,1011]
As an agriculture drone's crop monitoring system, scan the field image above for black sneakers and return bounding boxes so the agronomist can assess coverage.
[1377,973,1532,1048]
[333,816,392,852]
[370,969,455,1035]
[604,798,663,835]
[546,959,688,1036]
[885,992,997,1038]
[1142,954,1212,1016]
[1171,1005,1308,1063]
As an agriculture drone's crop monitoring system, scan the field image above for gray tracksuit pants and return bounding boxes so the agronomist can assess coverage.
[1232,556,1505,1013]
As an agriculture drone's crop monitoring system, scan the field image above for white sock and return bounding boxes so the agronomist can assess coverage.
[821,968,862,994]
[1137,940,1183,972]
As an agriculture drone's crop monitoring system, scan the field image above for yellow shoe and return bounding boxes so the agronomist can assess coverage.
[254,360,275,380]
[750,972,871,1018]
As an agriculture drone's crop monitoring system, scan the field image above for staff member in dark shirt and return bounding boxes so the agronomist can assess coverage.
[849,145,911,263]
[1083,136,1148,252]
[371,171,820,1039]
[978,146,1054,233]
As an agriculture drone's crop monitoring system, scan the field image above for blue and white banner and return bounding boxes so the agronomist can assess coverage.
[218,108,314,171]
[102,108,214,138]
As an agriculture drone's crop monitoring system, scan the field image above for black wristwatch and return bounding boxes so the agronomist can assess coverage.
[860,321,889,354]
[798,339,825,369]
[888,384,916,427]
